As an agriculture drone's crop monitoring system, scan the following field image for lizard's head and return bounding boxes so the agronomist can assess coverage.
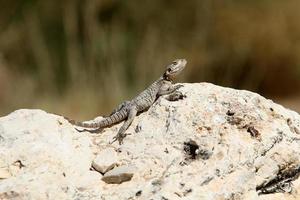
[164,59,187,80]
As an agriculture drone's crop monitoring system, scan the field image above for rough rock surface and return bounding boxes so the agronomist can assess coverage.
[92,147,118,174]
[1,83,300,200]
[101,165,136,184]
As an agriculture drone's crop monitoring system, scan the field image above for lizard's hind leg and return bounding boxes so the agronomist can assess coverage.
[111,107,137,144]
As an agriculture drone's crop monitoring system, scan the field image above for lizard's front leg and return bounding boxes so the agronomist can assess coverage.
[158,82,185,101]
[111,106,137,144]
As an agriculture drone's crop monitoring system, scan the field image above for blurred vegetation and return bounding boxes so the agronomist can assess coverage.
[0,0,300,118]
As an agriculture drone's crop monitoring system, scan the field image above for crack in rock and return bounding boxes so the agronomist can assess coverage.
[257,164,300,195]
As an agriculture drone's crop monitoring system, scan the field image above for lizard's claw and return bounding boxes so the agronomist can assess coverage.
[175,84,184,90]
[110,133,132,145]
[110,136,118,144]
[111,133,128,145]
[166,91,187,101]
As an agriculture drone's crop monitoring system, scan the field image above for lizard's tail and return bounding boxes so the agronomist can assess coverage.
[64,109,127,129]
[64,116,101,128]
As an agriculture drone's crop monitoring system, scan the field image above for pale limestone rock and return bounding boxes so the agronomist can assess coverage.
[0,83,300,199]
[0,168,10,179]
[92,147,118,174]
[101,165,136,184]
[0,109,95,199]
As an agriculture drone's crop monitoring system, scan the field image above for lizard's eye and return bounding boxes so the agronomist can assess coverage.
[167,68,172,72]
[172,61,178,65]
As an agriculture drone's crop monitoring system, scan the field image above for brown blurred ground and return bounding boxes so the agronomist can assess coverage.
[0,0,300,118]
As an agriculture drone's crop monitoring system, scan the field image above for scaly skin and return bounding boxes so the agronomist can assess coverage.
[66,59,187,144]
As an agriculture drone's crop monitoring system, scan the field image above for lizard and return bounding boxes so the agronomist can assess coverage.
[65,58,187,144]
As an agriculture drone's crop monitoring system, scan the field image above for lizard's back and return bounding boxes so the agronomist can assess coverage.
[132,80,161,112]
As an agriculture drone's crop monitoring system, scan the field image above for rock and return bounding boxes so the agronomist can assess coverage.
[101,165,136,184]
[0,109,96,199]
[0,83,300,199]
[92,147,118,174]
[0,168,10,179]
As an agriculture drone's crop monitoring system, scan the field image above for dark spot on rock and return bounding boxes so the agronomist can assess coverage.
[247,126,260,138]
[198,126,212,132]
[136,190,142,196]
[184,140,212,160]
[179,161,187,166]
[174,192,182,197]
[0,191,20,199]
[287,118,292,125]
[201,177,214,186]
[62,172,66,177]
[287,118,300,134]
[226,110,235,116]
[205,126,212,131]
[77,187,86,192]
[183,188,193,196]
[197,148,212,160]
[270,108,274,112]
[61,186,69,193]
[13,160,25,169]
[215,169,221,177]
[184,140,199,159]
[0,135,3,142]
[135,125,142,133]
[164,148,169,154]
[226,116,243,126]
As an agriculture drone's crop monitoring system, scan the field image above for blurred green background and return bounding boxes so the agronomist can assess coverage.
[1,0,300,119]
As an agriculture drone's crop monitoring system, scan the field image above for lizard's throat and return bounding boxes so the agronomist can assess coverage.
[163,73,173,81]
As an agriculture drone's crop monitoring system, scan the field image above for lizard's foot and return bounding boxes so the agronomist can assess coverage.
[111,133,130,145]
[166,91,186,101]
